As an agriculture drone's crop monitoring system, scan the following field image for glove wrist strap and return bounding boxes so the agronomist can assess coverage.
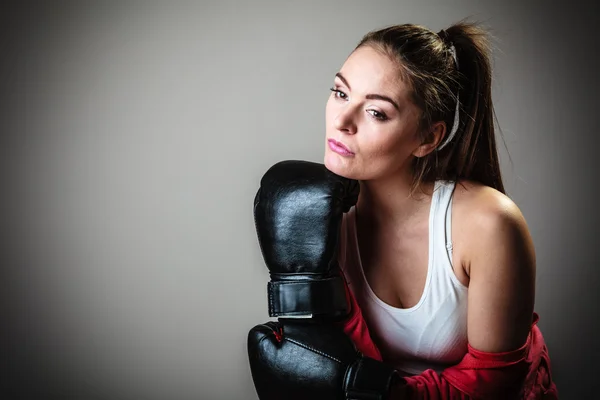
[267,276,349,318]
[343,357,402,400]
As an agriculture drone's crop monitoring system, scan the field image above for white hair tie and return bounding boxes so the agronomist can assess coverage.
[437,44,460,151]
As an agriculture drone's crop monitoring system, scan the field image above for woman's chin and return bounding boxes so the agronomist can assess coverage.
[324,152,357,179]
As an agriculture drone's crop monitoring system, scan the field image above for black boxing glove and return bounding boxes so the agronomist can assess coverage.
[247,320,402,400]
[253,160,359,319]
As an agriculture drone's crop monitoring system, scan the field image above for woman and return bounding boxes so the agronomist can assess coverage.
[326,21,558,398]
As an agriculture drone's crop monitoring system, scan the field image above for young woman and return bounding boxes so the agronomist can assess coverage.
[326,21,558,398]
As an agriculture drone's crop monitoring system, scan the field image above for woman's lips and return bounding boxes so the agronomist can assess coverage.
[328,139,355,156]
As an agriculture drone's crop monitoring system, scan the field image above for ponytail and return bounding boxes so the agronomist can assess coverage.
[442,22,505,194]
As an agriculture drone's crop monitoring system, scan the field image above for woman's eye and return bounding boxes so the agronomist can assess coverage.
[329,87,347,100]
[368,110,388,121]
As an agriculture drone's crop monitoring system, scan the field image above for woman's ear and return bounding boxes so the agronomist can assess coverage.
[412,121,447,157]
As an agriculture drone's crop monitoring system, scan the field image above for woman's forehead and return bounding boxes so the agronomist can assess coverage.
[339,46,410,98]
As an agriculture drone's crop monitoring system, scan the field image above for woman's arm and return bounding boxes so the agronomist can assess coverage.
[464,188,536,354]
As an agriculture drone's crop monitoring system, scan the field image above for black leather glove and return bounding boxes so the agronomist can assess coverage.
[253,160,359,320]
[248,160,402,399]
[247,320,402,400]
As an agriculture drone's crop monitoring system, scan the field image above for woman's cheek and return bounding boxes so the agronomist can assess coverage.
[324,97,338,127]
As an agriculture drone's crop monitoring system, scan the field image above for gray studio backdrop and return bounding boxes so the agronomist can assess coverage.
[2,1,598,399]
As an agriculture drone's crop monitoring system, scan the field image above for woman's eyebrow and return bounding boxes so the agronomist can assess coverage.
[365,94,400,111]
[335,72,352,90]
[334,72,400,111]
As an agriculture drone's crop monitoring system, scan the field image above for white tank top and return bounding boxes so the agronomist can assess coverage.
[339,180,469,375]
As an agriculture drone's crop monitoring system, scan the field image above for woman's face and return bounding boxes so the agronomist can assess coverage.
[324,45,423,181]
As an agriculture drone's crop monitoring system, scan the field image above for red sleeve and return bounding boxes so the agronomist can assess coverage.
[402,340,531,400]
[401,319,558,399]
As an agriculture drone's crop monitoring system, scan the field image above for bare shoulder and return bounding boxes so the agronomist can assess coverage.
[451,180,535,276]
[453,180,522,218]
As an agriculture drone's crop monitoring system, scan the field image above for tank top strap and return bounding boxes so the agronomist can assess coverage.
[432,180,457,265]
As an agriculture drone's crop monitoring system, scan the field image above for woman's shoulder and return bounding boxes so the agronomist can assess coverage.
[450,179,534,273]
[451,179,525,224]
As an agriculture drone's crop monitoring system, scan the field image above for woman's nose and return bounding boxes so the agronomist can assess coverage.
[333,105,358,135]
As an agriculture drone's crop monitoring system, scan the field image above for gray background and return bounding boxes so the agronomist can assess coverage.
[1,1,598,399]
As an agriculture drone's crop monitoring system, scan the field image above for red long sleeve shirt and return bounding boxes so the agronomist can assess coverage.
[340,276,558,399]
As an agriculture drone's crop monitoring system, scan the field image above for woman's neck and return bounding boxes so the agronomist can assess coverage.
[356,173,434,226]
